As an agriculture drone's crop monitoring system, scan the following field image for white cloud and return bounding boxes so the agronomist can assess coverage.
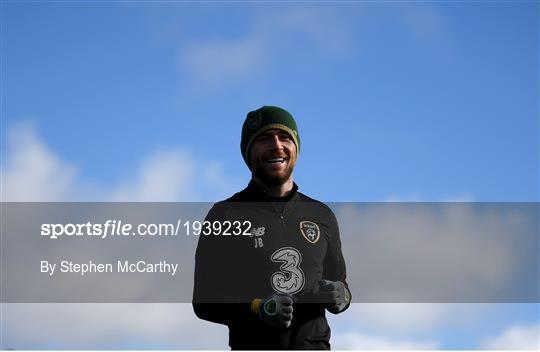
[336,203,527,303]
[109,148,198,202]
[482,324,540,350]
[332,330,438,350]
[1,303,228,349]
[401,4,447,40]
[2,121,77,202]
[178,7,354,88]
[1,121,237,202]
[339,303,449,334]
[181,37,265,88]
[270,7,353,55]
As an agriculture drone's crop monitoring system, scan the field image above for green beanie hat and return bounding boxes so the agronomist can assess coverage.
[241,106,300,167]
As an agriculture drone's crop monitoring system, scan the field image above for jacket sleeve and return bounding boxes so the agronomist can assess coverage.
[192,204,253,325]
[322,207,352,313]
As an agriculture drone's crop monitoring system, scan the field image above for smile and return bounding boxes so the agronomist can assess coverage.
[266,158,285,164]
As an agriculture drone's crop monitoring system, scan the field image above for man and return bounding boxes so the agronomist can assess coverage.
[193,106,351,350]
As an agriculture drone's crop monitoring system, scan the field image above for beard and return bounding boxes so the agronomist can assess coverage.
[251,157,295,186]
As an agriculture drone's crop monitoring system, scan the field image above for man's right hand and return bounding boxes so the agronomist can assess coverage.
[251,293,294,329]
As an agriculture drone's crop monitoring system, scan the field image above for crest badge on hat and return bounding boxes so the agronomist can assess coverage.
[299,221,320,244]
[248,112,262,129]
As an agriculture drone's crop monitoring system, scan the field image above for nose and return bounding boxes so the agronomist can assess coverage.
[269,134,284,149]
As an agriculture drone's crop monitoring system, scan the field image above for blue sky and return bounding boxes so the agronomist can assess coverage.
[1,1,539,350]
[3,1,538,202]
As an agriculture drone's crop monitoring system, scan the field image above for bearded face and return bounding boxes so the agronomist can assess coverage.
[249,129,297,186]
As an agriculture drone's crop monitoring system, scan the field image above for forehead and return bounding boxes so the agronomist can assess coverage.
[256,128,291,138]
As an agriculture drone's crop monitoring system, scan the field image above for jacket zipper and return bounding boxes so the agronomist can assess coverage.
[265,192,284,220]
[263,191,297,221]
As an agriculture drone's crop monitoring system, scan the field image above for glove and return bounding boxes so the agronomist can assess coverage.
[251,293,294,329]
[318,280,350,314]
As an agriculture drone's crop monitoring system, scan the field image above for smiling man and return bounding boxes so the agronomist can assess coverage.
[193,106,351,350]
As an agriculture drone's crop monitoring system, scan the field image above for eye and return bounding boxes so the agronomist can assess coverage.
[280,134,292,141]
[256,134,270,143]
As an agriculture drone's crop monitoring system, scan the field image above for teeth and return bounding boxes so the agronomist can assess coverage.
[267,158,285,163]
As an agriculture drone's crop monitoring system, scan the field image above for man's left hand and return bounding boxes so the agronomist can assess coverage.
[318,280,350,314]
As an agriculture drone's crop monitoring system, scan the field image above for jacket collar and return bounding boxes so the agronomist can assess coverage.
[244,179,299,201]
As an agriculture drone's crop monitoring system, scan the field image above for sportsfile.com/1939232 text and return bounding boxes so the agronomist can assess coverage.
[40,220,253,239]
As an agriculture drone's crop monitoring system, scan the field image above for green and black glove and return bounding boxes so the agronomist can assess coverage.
[318,280,350,314]
[251,293,294,329]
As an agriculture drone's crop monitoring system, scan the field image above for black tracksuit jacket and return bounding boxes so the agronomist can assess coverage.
[193,181,351,350]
